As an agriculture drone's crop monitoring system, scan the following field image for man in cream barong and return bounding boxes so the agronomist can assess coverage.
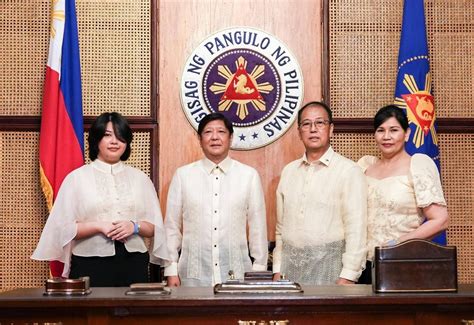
[164,112,268,287]
[272,101,367,285]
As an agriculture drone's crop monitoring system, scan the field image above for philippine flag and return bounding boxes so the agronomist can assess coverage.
[39,0,84,277]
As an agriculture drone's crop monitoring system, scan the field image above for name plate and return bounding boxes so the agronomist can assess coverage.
[125,282,171,296]
[44,277,91,296]
[214,280,303,294]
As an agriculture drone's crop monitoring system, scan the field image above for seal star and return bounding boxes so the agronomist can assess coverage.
[239,134,246,141]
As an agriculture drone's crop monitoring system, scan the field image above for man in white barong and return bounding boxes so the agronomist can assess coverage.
[165,112,268,287]
[272,101,367,285]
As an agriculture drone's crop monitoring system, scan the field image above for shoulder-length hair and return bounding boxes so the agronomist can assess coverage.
[88,112,133,161]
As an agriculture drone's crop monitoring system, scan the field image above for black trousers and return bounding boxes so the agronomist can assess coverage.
[69,241,149,287]
[357,260,372,284]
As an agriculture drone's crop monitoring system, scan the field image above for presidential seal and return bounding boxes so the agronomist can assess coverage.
[180,27,304,150]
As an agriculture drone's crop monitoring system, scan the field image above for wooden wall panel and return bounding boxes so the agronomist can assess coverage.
[158,0,323,239]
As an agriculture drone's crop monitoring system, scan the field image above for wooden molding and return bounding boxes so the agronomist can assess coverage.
[333,118,474,133]
[151,0,158,124]
[0,116,156,131]
[2,116,472,133]
[0,116,41,131]
[151,0,159,189]
[322,0,330,106]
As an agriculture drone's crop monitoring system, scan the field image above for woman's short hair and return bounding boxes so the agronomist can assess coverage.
[297,101,333,125]
[88,112,133,161]
[374,105,409,131]
[197,112,234,136]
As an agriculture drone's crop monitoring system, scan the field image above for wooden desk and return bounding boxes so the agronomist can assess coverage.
[1,285,474,324]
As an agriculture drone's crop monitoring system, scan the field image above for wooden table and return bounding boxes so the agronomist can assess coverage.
[1,284,474,324]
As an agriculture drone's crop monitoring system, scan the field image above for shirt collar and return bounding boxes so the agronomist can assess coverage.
[202,156,232,174]
[300,146,334,167]
[92,159,125,175]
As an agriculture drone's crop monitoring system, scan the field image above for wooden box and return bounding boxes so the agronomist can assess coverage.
[372,239,457,293]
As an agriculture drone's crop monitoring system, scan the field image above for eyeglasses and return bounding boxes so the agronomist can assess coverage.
[299,119,331,130]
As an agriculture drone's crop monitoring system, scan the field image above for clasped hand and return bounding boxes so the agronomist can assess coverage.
[105,220,134,242]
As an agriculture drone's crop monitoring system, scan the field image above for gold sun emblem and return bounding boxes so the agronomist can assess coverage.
[394,72,437,148]
[50,0,65,38]
[209,56,274,120]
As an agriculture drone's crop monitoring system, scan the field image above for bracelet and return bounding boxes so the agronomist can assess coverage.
[136,221,141,234]
[386,239,398,246]
[130,220,140,235]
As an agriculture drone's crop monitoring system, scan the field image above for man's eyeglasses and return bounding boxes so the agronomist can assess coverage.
[299,119,331,130]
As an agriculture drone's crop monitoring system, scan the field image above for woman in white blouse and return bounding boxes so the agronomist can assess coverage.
[357,105,448,284]
[32,112,169,286]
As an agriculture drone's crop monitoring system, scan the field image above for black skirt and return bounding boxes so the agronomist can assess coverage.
[357,260,372,284]
[69,240,149,287]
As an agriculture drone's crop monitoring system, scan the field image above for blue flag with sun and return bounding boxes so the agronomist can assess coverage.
[394,0,446,244]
